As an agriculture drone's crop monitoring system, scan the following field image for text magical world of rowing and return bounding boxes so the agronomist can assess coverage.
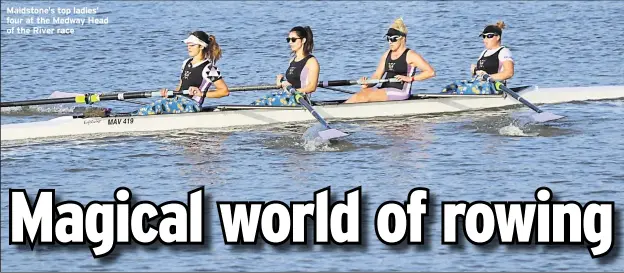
[8,186,615,259]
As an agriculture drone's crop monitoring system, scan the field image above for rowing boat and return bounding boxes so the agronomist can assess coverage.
[1,85,623,141]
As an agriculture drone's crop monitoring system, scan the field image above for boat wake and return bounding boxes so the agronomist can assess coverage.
[0,104,93,116]
[458,110,574,138]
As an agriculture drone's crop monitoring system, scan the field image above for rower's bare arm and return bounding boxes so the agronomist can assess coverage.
[371,51,389,79]
[297,58,320,94]
[490,60,514,81]
[408,51,436,81]
[175,79,182,92]
[205,79,230,98]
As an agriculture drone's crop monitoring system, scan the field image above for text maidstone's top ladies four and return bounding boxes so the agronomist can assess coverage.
[135,20,514,114]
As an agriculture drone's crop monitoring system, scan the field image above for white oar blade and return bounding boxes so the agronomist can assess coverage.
[49,91,81,99]
[318,128,349,140]
[531,112,565,123]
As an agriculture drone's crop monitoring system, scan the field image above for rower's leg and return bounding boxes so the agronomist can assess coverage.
[364,89,390,102]
[345,88,375,103]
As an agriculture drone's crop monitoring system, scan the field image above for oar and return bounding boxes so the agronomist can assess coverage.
[221,78,402,92]
[3,84,283,107]
[280,78,400,140]
[229,78,401,92]
[3,79,401,108]
[0,90,190,107]
[320,86,357,94]
[48,84,283,98]
[317,78,401,87]
[286,86,348,141]
[483,75,565,122]
[49,91,148,105]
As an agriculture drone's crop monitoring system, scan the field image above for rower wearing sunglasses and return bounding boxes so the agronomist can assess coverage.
[252,26,319,106]
[442,21,514,95]
[345,18,435,103]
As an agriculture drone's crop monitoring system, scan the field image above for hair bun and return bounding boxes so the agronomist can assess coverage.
[496,21,506,30]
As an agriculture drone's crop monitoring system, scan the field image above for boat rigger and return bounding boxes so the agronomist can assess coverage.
[1,85,623,142]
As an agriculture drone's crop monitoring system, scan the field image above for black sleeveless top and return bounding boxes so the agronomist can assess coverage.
[285,55,314,89]
[380,48,412,90]
[476,47,505,75]
[180,58,222,105]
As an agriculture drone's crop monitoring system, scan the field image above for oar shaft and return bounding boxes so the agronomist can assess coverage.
[286,86,331,129]
[0,90,187,107]
[228,79,400,92]
[319,78,400,87]
[299,97,331,128]
[229,85,279,92]
[494,82,543,113]
[1,97,78,107]
[0,78,401,107]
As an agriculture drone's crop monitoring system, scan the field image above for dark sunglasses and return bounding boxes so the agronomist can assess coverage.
[386,35,401,43]
[286,37,302,43]
[480,33,498,39]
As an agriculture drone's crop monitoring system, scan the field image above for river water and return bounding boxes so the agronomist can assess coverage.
[1,1,623,271]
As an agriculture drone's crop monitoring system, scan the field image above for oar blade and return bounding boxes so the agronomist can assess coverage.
[318,128,349,140]
[531,112,565,123]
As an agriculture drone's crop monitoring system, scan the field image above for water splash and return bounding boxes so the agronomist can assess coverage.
[499,124,539,137]
[302,124,339,151]
[302,137,338,152]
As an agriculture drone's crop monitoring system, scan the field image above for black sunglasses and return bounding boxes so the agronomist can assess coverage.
[386,35,401,43]
[480,33,498,39]
[286,37,302,43]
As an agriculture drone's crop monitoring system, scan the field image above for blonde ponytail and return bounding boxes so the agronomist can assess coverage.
[495,21,507,30]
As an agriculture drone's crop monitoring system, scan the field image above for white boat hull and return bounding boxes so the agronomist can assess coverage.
[2,85,623,141]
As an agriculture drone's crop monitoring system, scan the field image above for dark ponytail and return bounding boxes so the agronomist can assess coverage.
[290,26,314,55]
[206,34,222,63]
[191,30,222,63]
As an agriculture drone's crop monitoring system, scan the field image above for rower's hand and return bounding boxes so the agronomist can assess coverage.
[188,86,202,97]
[160,88,169,98]
[276,74,284,87]
[474,70,489,81]
[394,75,413,82]
[470,64,477,75]
[281,81,292,91]
[360,76,368,88]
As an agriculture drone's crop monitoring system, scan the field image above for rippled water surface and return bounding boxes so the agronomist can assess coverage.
[1,1,624,271]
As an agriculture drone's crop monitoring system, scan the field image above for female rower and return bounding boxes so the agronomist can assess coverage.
[135,31,229,115]
[344,18,435,104]
[442,21,514,94]
[251,26,320,106]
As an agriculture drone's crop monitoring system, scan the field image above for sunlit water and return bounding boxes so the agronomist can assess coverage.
[1,1,624,271]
